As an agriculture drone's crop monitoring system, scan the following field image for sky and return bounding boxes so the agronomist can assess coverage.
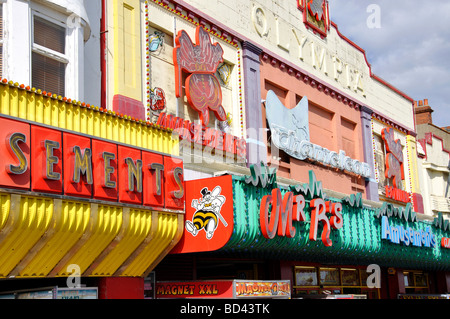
[328,0,450,128]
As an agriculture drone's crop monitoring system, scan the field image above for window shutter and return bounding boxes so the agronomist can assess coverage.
[32,16,66,96]
[32,53,65,96]
[33,16,65,53]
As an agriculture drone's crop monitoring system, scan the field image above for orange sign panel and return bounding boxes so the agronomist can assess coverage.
[0,118,30,189]
[171,175,233,254]
[156,281,234,299]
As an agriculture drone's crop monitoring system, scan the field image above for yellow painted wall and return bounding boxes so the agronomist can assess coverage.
[406,135,421,194]
[111,0,143,101]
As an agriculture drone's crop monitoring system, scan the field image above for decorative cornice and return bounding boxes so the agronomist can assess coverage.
[242,41,263,55]
[372,112,416,137]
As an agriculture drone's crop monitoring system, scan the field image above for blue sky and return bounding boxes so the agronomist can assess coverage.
[329,0,450,128]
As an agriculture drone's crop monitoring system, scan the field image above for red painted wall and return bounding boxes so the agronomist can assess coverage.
[98,277,144,299]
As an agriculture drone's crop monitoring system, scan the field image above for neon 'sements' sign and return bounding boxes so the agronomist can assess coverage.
[0,117,184,209]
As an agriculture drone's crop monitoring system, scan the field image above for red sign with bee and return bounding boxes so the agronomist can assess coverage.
[171,175,234,254]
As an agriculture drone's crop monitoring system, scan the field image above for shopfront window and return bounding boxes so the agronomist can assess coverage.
[319,267,340,286]
[404,271,430,294]
[294,267,318,287]
[341,268,360,286]
[294,266,380,298]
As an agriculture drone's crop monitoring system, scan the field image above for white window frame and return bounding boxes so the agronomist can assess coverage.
[2,1,84,101]
[31,12,70,64]
[31,11,69,97]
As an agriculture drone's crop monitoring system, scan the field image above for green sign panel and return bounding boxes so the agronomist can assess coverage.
[221,163,450,271]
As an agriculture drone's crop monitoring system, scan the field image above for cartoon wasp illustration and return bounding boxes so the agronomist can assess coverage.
[173,26,227,126]
[185,186,227,240]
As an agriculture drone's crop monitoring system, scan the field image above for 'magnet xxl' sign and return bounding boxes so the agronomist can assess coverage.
[0,116,184,209]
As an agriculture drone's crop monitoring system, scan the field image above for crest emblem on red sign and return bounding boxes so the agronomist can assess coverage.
[174,26,227,126]
[299,0,329,38]
[307,0,325,21]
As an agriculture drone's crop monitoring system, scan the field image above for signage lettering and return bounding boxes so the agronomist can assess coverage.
[253,5,366,96]
[385,185,410,203]
[44,139,61,180]
[157,112,246,159]
[102,152,117,188]
[260,188,306,239]
[156,281,232,298]
[271,123,371,177]
[377,202,437,249]
[257,166,343,247]
[0,117,184,209]
[72,146,93,184]
[442,237,450,249]
[157,284,196,296]
[309,198,343,247]
[235,281,290,298]
[7,132,28,175]
[381,216,436,248]
[265,90,371,178]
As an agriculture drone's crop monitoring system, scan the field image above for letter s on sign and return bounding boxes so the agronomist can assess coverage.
[327,202,343,229]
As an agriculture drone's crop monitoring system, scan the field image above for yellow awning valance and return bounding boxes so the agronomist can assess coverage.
[0,193,183,278]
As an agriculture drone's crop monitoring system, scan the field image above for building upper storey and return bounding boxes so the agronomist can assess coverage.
[179,0,415,132]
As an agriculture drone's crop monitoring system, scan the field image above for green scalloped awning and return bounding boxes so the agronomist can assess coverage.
[219,175,450,271]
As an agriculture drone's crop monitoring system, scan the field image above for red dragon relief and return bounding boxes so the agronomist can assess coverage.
[174,26,226,126]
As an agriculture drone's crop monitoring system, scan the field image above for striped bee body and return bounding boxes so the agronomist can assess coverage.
[192,209,218,231]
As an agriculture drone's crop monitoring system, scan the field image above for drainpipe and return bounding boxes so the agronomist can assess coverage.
[100,0,107,109]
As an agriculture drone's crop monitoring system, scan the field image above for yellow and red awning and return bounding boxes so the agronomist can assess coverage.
[0,81,185,278]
